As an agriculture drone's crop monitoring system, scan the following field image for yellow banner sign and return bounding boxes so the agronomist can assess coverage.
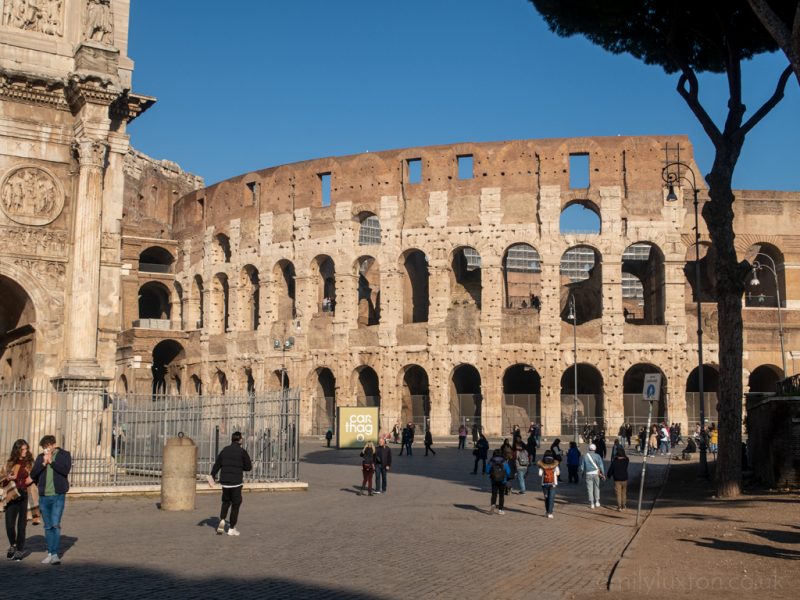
[337,406,380,449]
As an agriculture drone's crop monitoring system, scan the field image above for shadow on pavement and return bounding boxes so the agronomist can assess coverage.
[3,563,388,599]
[24,534,78,556]
[740,527,800,545]
[681,536,800,560]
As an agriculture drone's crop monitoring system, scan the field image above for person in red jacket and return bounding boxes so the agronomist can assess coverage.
[4,439,33,561]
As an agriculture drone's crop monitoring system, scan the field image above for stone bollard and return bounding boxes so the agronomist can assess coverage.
[160,432,197,511]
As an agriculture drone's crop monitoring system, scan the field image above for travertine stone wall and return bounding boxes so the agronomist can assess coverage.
[122,135,800,437]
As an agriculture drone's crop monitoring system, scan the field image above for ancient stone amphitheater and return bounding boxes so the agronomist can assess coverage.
[114,135,798,437]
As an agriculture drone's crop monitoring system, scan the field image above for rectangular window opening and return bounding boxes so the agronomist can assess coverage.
[457,154,473,180]
[407,158,422,184]
[569,153,590,189]
[197,197,205,219]
[246,181,257,206]
[319,173,331,207]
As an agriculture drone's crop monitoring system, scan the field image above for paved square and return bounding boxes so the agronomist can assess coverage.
[2,441,668,599]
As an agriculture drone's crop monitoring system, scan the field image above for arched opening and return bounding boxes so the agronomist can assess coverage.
[151,339,184,397]
[560,200,601,234]
[356,256,380,326]
[622,243,666,324]
[215,369,229,395]
[357,213,381,245]
[118,374,128,394]
[191,374,203,396]
[245,367,256,396]
[560,245,602,324]
[451,246,481,308]
[313,367,336,434]
[400,365,430,428]
[502,364,541,432]
[313,255,336,315]
[355,366,380,407]
[193,275,204,329]
[622,364,668,426]
[274,260,296,321]
[745,243,786,308]
[214,233,231,263]
[240,265,260,330]
[684,241,717,302]
[138,246,174,274]
[211,273,230,334]
[685,365,720,427]
[402,249,429,324]
[748,364,783,394]
[271,369,290,391]
[560,364,604,436]
[451,364,482,434]
[138,281,171,321]
[0,275,36,387]
[503,243,541,310]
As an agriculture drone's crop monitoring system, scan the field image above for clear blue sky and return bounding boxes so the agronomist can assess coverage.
[128,0,799,192]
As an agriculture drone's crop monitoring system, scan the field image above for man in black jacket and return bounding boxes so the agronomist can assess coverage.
[30,435,71,565]
[209,432,252,536]
[374,437,392,494]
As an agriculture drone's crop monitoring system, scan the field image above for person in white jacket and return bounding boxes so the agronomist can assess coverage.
[580,443,606,509]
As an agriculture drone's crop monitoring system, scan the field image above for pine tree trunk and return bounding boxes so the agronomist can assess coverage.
[705,153,748,498]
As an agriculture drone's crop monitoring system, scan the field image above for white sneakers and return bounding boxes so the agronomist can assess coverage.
[227,527,240,536]
[216,519,226,535]
[41,553,60,565]
[497,509,505,515]
[547,514,554,519]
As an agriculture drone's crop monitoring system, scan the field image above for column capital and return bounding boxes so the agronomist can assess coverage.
[73,137,109,168]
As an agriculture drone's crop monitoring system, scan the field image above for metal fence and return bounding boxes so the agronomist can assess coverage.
[0,386,300,488]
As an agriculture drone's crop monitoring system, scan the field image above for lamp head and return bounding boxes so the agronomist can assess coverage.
[666,183,678,202]
[750,267,760,287]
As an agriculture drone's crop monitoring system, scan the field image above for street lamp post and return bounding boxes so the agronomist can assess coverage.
[749,253,787,376]
[567,294,578,444]
[662,161,709,479]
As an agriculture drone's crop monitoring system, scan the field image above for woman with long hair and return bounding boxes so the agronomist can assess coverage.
[358,441,376,496]
[3,439,34,561]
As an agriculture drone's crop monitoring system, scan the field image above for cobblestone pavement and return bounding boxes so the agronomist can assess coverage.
[1,440,670,599]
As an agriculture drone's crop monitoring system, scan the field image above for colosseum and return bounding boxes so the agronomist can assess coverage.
[114,136,799,437]
[1,1,797,443]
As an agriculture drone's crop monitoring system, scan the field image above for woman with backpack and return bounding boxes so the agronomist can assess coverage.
[485,449,511,515]
[513,440,529,494]
[358,442,376,496]
[537,449,560,518]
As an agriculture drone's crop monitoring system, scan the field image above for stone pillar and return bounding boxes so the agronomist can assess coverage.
[61,138,109,377]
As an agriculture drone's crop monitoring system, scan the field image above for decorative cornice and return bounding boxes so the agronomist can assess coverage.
[0,71,69,110]
[110,91,156,123]
[66,74,121,113]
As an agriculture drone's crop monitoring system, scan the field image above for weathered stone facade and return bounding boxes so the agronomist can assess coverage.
[111,136,800,437]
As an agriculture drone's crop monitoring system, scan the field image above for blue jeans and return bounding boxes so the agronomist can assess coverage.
[660,440,670,454]
[542,484,556,514]
[39,494,65,555]
[375,466,387,492]
[516,469,526,493]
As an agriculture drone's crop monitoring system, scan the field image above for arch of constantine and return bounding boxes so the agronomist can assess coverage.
[1,2,797,440]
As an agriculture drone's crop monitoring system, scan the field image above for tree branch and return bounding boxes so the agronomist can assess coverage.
[740,65,793,137]
[723,34,745,137]
[747,0,792,50]
[676,67,722,146]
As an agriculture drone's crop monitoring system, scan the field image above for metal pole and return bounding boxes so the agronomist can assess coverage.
[635,398,654,526]
[571,295,578,444]
[694,186,708,479]
[759,254,788,377]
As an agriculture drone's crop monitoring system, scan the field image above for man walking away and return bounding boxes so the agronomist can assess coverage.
[514,440,529,494]
[424,429,436,456]
[580,443,605,509]
[30,435,71,565]
[210,432,252,536]
[608,447,630,510]
[537,450,559,518]
[472,433,489,474]
[566,441,581,483]
[374,437,392,494]
[486,450,511,515]
[325,428,333,448]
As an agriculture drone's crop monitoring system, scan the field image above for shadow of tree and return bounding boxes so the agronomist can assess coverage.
[680,537,800,560]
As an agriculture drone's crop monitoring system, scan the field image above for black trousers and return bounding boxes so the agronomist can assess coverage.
[5,492,28,552]
[458,436,466,449]
[220,486,243,528]
[473,457,486,474]
[425,443,435,455]
[490,482,505,510]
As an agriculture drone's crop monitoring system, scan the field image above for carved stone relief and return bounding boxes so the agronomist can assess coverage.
[0,165,65,226]
[1,0,64,36]
[0,225,67,256]
[84,0,113,45]
[11,257,66,284]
